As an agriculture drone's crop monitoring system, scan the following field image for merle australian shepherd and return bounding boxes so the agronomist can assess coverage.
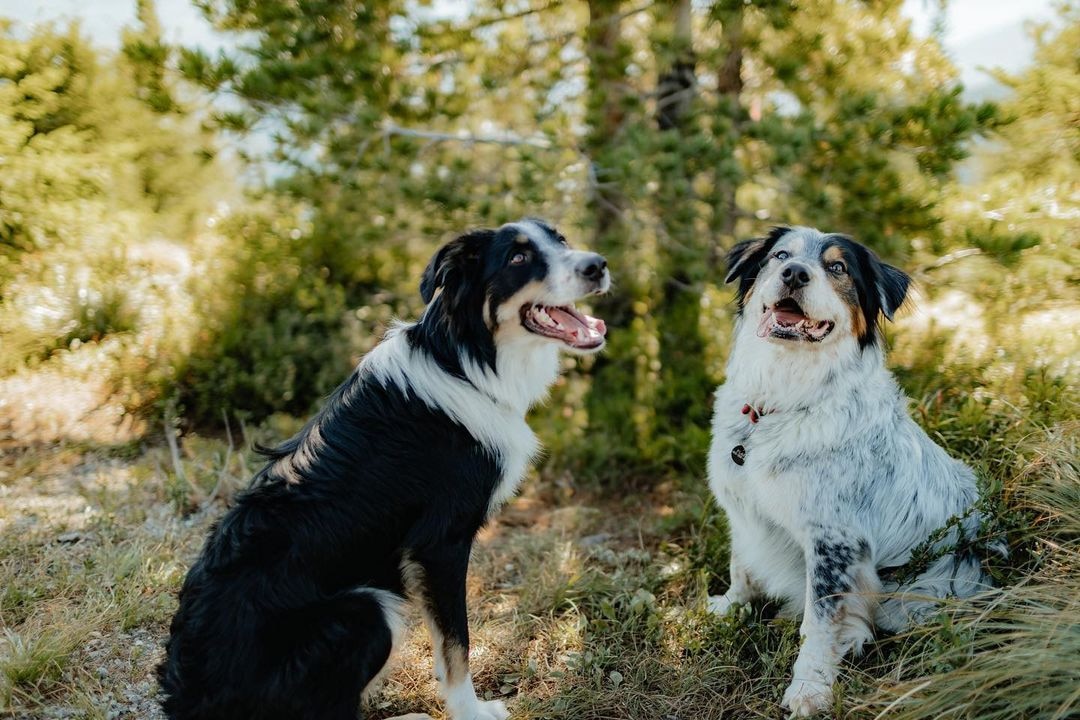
[158,219,609,720]
[706,226,992,716]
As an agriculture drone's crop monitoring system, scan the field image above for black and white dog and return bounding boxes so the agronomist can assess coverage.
[159,219,608,720]
[706,227,989,716]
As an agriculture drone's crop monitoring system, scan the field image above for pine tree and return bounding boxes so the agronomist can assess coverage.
[175,1,1001,468]
[573,0,1001,478]
[0,19,230,378]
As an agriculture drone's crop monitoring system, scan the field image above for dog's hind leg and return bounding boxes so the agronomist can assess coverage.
[782,535,879,718]
[406,543,510,720]
[268,589,404,720]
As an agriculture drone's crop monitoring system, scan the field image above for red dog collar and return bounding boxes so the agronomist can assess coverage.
[741,403,768,424]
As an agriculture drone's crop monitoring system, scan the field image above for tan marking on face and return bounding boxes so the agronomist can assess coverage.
[493,279,548,329]
[822,246,845,265]
[515,233,530,244]
[822,246,864,337]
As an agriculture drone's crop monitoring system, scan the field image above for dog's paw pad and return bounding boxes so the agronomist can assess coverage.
[706,594,736,616]
[781,679,832,717]
[469,699,510,720]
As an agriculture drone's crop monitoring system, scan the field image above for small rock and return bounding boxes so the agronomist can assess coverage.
[578,532,612,547]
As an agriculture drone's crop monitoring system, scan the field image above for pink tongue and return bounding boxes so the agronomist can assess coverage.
[756,309,775,338]
[756,307,808,336]
[547,307,588,335]
[773,309,806,326]
[546,307,606,344]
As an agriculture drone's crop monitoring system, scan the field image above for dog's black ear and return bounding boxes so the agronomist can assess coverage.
[846,239,911,323]
[724,227,788,307]
[420,243,453,304]
[724,227,789,284]
[875,261,910,321]
[420,229,495,304]
[844,240,911,340]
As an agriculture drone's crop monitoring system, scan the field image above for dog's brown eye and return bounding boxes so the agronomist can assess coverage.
[510,252,528,265]
[774,251,790,261]
[828,261,846,274]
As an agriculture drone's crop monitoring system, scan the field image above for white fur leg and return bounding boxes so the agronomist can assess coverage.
[782,679,832,718]
[782,633,836,717]
[706,593,737,616]
[708,560,757,617]
[781,610,843,717]
[443,677,509,720]
[384,715,435,720]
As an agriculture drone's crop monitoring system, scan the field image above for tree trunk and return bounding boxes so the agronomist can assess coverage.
[585,0,628,263]
[656,0,694,132]
[582,0,643,478]
[652,0,711,472]
[711,5,745,261]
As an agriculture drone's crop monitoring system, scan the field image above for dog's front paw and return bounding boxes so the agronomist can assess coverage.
[467,699,510,720]
[706,593,738,617]
[781,678,832,718]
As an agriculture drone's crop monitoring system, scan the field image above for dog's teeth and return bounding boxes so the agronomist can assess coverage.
[537,309,557,328]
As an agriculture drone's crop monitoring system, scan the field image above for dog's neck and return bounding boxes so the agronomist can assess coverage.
[461,335,560,414]
[384,321,560,416]
[725,313,888,413]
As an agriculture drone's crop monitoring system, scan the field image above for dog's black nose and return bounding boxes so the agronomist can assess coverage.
[578,253,608,281]
[781,262,811,290]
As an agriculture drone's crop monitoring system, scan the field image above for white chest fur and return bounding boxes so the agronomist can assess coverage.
[364,327,557,516]
[708,317,895,531]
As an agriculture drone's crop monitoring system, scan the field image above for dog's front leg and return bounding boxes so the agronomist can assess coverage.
[707,513,763,617]
[411,544,509,720]
[707,554,757,617]
[782,536,875,718]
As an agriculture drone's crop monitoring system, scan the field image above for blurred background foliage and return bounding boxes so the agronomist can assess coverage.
[0,0,1075,463]
[1,2,1078,718]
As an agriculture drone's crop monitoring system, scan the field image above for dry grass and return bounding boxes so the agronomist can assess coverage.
[0,396,1076,720]
[0,435,804,720]
[0,442,206,719]
[857,423,1080,720]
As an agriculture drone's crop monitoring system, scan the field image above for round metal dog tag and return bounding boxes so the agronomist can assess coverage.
[731,445,746,466]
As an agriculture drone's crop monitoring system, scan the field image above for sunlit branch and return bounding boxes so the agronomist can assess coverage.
[377,121,554,149]
[916,247,984,275]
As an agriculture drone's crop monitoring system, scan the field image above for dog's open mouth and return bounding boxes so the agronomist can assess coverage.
[521,304,607,349]
[757,298,834,342]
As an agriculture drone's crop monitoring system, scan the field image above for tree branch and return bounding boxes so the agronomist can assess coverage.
[378,121,554,149]
[915,247,983,275]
